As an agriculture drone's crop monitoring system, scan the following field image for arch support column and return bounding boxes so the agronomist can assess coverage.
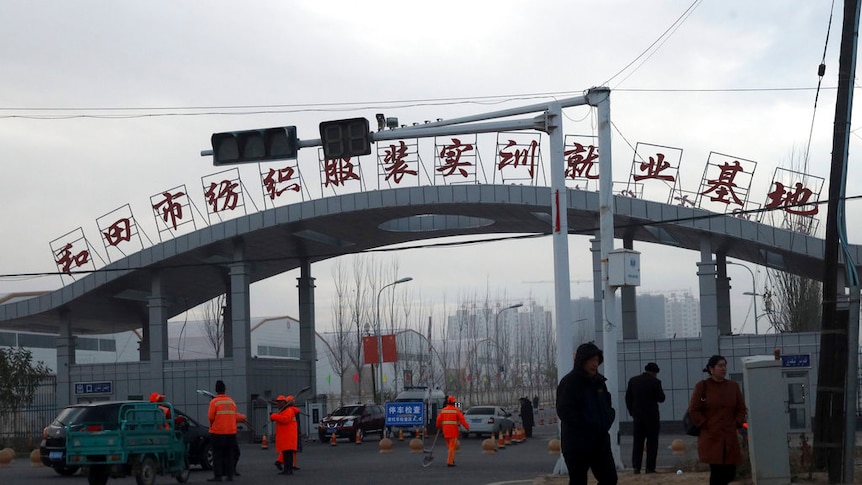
[56,310,75,408]
[697,238,719,357]
[297,258,316,397]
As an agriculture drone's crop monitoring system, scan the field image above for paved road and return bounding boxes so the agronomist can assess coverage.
[0,425,698,485]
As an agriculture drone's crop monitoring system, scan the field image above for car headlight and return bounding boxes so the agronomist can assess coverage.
[343,420,354,427]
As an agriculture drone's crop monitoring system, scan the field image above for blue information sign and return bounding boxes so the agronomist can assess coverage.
[781,354,811,368]
[75,381,113,395]
[385,401,425,427]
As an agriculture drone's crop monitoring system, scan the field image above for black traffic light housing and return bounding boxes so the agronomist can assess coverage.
[211,126,298,166]
[319,117,372,160]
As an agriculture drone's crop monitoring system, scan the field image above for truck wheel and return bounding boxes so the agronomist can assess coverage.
[136,457,157,485]
[175,461,190,483]
[88,465,110,485]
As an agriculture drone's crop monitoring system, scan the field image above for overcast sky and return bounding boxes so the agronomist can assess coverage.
[1,1,856,337]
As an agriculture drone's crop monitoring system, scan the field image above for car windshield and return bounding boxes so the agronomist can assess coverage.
[332,405,362,416]
[465,407,495,416]
[53,403,124,426]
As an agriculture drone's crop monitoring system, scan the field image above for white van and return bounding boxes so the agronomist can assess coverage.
[389,386,447,436]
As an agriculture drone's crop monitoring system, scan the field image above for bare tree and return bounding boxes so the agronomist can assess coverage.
[763,148,822,333]
[201,294,225,358]
[328,260,352,405]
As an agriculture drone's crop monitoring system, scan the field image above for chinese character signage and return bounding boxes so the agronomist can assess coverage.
[495,132,544,185]
[629,142,682,202]
[564,134,600,190]
[75,381,113,395]
[435,135,479,185]
[385,401,424,427]
[202,168,247,224]
[378,139,421,188]
[260,159,304,209]
[151,184,197,241]
[97,204,144,263]
[50,227,95,282]
[696,152,757,214]
[319,147,365,197]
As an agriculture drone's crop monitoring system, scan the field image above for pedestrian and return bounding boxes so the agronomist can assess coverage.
[207,380,245,482]
[270,395,300,476]
[556,342,617,485]
[519,397,535,438]
[688,354,747,485]
[435,395,469,467]
[625,362,666,474]
[149,392,186,429]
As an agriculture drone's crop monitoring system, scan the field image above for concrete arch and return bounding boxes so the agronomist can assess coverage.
[0,184,847,334]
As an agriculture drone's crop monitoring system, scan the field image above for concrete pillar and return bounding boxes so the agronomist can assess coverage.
[621,238,638,340]
[297,258,316,397]
[56,310,75,408]
[148,270,169,390]
[697,238,719,358]
[228,239,251,412]
[591,235,603,343]
[715,253,733,335]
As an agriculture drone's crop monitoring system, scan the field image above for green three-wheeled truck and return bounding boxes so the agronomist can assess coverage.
[65,402,190,485]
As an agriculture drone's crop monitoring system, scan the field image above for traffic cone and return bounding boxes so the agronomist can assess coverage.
[261,433,269,449]
[505,429,512,446]
[355,429,363,444]
[398,428,404,441]
[497,431,506,449]
[330,431,337,446]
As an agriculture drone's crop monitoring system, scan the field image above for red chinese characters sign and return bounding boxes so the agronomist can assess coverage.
[435,136,477,183]
[496,133,542,184]
[379,139,419,187]
[50,228,93,278]
[696,152,757,214]
[564,135,600,189]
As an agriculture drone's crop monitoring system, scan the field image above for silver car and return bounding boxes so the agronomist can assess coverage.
[462,405,514,438]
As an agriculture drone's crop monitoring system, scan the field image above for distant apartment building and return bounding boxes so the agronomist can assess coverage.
[664,290,701,338]
[570,291,700,341]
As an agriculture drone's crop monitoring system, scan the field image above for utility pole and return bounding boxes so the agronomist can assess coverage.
[814,0,861,482]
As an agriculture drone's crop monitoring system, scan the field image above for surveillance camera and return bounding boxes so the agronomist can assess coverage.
[375,113,385,132]
[386,117,399,130]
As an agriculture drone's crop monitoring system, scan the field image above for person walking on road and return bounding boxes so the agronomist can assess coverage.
[207,380,245,482]
[435,395,469,467]
[688,355,747,485]
[556,342,618,485]
[270,395,300,476]
[519,397,535,438]
[625,362,666,474]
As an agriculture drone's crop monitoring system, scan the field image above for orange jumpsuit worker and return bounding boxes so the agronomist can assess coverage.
[435,396,469,467]
[274,396,302,472]
[149,392,185,429]
[270,395,300,475]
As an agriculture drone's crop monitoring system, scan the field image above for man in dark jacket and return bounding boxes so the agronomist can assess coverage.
[556,342,617,485]
[625,362,666,474]
[519,397,535,437]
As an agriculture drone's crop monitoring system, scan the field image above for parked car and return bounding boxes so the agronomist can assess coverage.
[462,405,514,439]
[40,400,213,476]
[318,403,385,442]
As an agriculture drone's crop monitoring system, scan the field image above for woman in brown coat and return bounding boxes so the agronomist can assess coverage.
[688,355,747,485]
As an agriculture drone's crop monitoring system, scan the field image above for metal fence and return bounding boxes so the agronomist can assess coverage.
[0,375,56,442]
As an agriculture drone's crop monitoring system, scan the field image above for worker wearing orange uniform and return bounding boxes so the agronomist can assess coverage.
[435,395,469,467]
[207,380,246,482]
[270,395,300,475]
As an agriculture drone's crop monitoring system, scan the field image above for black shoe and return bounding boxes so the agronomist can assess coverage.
[633,470,640,475]
[292,466,300,471]
[447,464,455,467]
[207,478,222,483]
[645,470,656,474]
[234,471,240,476]
[226,478,233,482]
[278,470,293,475]
[275,461,283,471]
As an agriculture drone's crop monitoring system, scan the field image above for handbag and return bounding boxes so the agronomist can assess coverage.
[682,381,706,436]
[683,410,700,436]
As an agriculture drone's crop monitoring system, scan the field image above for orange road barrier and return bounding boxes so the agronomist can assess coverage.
[261,433,269,449]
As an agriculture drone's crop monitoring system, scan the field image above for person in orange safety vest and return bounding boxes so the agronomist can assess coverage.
[435,395,469,467]
[207,380,246,482]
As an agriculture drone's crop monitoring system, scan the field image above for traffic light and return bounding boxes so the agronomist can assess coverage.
[319,117,372,160]
[211,126,298,166]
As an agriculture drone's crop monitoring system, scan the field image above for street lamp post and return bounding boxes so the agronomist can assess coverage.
[727,261,760,334]
[376,277,413,402]
[494,303,522,401]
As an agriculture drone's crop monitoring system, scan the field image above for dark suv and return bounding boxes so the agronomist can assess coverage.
[317,403,385,442]
[40,400,213,476]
